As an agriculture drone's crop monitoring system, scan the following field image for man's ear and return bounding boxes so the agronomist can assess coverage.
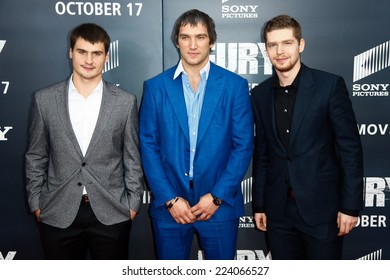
[298,38,305,53]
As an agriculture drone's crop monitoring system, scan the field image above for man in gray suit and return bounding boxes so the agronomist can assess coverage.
[25,23,144,259]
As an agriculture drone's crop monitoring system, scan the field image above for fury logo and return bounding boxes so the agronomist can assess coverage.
[0,251,16,260]
[365,177,389,207]
[236,250,272,260]
[198,250,271,260]
[210,43,272,75]
[0,126,13,141]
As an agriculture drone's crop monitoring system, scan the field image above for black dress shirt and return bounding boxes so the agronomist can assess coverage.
[274,68,302,150]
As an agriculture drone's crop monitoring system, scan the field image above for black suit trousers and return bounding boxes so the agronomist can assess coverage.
[39,200,132,260]
[266,197,343,260]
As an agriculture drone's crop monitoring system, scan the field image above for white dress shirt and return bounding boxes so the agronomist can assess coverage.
[68,76,103,194]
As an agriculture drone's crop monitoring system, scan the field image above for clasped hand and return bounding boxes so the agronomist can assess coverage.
[167,193,219,224]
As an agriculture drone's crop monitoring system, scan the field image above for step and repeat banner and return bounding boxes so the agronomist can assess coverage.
[0,0,389,260]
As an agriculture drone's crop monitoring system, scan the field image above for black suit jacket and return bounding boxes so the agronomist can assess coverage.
[251,64,363,225]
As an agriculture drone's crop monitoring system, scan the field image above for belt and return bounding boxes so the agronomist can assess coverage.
[81,194,90,203]
[287,187,295,199]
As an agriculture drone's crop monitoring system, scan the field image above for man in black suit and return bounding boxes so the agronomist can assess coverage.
[251,15,363,259]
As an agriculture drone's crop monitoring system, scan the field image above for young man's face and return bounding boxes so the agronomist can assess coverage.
[69,37,108,82]
[176,23,214,71]
[265,28,304,74]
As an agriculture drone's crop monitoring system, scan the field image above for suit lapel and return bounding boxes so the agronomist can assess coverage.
[289,66,315,149]
[165,72,190,143]
[56,81,83,157]
[264,83,285,150]
[197,64,224,143]
[85,82,117,158]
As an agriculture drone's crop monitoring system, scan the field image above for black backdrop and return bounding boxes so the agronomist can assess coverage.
[0,0,389,260]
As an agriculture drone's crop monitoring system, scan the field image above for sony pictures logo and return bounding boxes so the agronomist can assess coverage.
[103,40,119,73]
[239,216,255,229]
[352,40,390,97]
[221,0,259,19]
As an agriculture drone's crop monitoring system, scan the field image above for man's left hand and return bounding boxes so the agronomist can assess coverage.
[191,193,219,221]
[130,209,137,221]
[337,211,358,236]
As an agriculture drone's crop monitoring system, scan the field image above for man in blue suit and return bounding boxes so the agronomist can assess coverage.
[251,15,364,259]
[140,9,253,260]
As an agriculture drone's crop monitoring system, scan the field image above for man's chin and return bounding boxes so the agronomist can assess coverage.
[274,64,294,73]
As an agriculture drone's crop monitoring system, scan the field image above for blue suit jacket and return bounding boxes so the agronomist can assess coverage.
[251,64,364,225]
[140,62,253,221]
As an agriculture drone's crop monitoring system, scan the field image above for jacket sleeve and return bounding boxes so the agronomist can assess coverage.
[139,80,178,207]
[251,87,268,213]
[122,94,144,212]
[329,76,364,212]
[210,78,254,206]
[25,92,49,212]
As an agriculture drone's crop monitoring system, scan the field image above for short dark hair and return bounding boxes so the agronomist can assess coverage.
[171,9,217,46]
[262,15,302,44]
[69,23,111,53]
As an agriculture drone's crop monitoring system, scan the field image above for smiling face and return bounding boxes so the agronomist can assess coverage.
[69,37,108,83]
[265,28,305,75]
[176,23,214,72]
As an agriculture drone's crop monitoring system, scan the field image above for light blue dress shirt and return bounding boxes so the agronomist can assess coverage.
[174,60,210,179]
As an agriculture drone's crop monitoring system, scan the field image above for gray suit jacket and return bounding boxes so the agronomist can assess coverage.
[25,79,144,228]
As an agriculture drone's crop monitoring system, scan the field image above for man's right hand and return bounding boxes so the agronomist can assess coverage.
[167,197,196,224]
[34,209,41,222]
[254,212,267,231]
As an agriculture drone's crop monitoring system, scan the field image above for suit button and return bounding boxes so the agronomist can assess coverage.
[77,182,82,186]
[82,162,86,167]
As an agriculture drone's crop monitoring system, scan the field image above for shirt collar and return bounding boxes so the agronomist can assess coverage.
[69,75,103,99]
[272,64,302,89]
[173,60,210,80]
